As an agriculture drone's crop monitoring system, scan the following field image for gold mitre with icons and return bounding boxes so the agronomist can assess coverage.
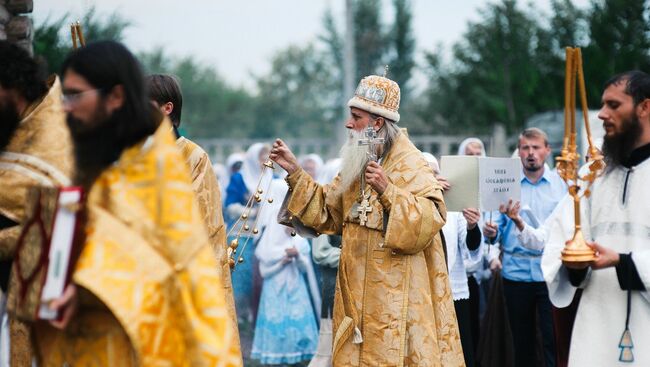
[347,72,401,123]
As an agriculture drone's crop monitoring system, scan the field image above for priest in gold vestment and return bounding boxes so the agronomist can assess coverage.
[270,75,464,367]
[32,41,241,366]
[0,41,74,367]
[147,74,240,357]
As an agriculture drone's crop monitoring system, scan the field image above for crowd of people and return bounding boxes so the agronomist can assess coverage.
[0,38,649,367]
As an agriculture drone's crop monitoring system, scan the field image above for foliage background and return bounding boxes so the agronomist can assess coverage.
[34,0,650,139]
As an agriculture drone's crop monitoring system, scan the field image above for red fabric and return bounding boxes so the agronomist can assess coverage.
[552,289,582,367]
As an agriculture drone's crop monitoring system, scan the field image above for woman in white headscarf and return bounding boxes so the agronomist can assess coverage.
[225,143,273,324]
[424,151,483,366]
[216,152,245,198]
[227,152,245,174]
[299,154,324,180]
[455,137,504,363]
[457,137,487,156]
[309,158,342,367]
[252,179,320,365]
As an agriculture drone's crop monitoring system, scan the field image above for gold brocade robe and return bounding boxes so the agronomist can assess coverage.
[285,131,464,367]
[0,76,73,367]
[0,76,73,259]
[34,120,242,367]
[176,136,241,357]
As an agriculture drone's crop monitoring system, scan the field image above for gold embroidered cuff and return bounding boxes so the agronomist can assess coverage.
[285,167,306,191]
[378,183,395,211]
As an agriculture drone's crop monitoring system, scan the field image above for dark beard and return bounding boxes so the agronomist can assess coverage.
[524,162,543,173]
[0,103,21,151]
[602,114,642,169]
[67,106,129,189]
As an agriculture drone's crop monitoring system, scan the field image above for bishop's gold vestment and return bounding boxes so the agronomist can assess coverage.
[34,120,242,367]
[176,136,241,359]
[0,76,74,367]
[285,130,464,367]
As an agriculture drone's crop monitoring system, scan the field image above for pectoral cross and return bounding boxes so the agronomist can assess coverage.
[357,193,372,226]
[358,125,385,162]
[355,124,384,227]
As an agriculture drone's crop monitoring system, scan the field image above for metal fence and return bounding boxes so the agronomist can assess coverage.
[196,124,512,164]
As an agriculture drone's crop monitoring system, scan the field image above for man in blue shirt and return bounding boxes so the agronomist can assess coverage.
[484,127,567,367]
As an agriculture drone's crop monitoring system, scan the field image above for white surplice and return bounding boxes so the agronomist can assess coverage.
[542,159,650,366]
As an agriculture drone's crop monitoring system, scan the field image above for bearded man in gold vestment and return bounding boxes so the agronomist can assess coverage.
[32,41,241,367]
[0,41,75,367]
[270,75,464,367]
[146,73,241,360]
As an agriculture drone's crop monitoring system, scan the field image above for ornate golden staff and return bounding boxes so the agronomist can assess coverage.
[555,47,605,263]
[226,155,290,270]
[70,21,86,50]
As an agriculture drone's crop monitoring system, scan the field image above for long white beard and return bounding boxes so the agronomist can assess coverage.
[338,129,370,192]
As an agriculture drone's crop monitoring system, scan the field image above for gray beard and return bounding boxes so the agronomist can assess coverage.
[338,129,370,193]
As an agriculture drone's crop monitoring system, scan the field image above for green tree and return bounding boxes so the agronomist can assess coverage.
[584,0,650,106]
[420,0,575,134]
[386,0,415,99]
[78,6,130,43]
[353,0,387,79]
[140,48,258,139]
[34,6,130,74]
[319,0,417,127]
[253,44,339,139]
[33,14,69,75]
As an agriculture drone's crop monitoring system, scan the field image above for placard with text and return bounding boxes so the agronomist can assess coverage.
[440,156,521,212]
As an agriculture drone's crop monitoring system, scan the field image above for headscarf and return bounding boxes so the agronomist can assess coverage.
[457,137,486,156]
[317,158,342,185]
[299,154,324,179]
[255,179,321,317]
[240,143,272,193]
[226,152,245,173]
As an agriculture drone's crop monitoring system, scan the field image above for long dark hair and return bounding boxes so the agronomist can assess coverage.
[62,41,161,187]
[61,41,160,149]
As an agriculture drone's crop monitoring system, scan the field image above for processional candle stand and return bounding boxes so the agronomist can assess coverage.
[225,156,293,270]
[555,47,605,263]
[70,21,86,49]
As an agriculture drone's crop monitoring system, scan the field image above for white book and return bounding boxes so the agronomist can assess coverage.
[38,188,82,320]
[440,156,521,212]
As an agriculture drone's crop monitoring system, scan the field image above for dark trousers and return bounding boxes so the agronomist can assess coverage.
[468,275,483,366]
[552,289,581,367]
[503,278,556,367]
[454,298,475,367]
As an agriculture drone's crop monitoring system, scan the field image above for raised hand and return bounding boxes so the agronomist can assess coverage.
[483,221,498,241]
[499,199,524,231]
[462,208,481,229]
[270,139,299,175]
[436,176,451,191]
[285,246,299,258]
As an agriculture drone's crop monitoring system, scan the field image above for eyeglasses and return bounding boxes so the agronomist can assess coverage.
[61,88,102,106]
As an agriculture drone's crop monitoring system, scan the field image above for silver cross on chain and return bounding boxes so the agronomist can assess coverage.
[354,125,384,226]
[358,125,384,162]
